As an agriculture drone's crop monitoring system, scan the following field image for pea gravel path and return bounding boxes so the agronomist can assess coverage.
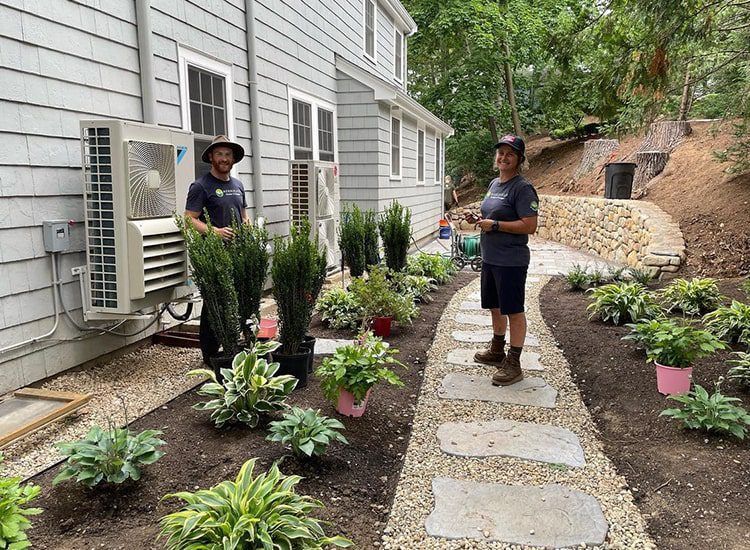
[381,273,656,549]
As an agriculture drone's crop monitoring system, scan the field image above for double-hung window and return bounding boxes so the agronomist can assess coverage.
[435,137,442,183]
[364,0,376,62]
[391,111,401,179]
[417,128,425,184]
[394,30,404,82]
[289,90,337,162]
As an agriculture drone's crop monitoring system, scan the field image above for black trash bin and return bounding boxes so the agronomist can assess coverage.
[604,162,636,199]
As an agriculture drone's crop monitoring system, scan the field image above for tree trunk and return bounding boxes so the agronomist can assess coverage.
[678,65,692,121]
[488,117,499,144]
[503,41,522,137]
[639,121,692,153]
[633,150,670,195]
[573,139,620,180]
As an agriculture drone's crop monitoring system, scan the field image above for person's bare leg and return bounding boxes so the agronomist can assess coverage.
[507,312,526,347]
[474,308,507,366]
[491,308,507,336]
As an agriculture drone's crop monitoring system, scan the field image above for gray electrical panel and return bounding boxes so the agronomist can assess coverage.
[43,220,71,252]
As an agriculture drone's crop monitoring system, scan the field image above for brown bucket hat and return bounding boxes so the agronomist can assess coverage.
[201,135,245,163]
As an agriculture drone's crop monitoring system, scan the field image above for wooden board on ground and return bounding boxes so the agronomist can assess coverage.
[0,388,91,448]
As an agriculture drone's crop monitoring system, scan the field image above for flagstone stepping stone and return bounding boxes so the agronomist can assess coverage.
[452,330,540,347]
[459,300,484,310]
[425,478,607,547]
[446,349,544,371]
[313,338,356,354]
[436,419,585,467]
[454,313,492,326]
[438,373,557,408]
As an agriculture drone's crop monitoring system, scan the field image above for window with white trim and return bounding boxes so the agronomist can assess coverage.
[292,99,313,160]
[289,90,337,162]
[435,136,442,183]
[417,128,425,183]
[318,108,335,161]
[394,29,404,82]
[391,113,401,178]
[364,0,376,62]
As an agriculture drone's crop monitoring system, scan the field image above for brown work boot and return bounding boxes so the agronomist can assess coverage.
[492,349,523,386]
[473,335,506,367]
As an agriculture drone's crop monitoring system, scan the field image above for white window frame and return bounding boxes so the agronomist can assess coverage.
[390,107,402,180]
[287,88,338,163]
[363,0,377,64]
[394,29,404,83]
[417,123,425,185]
[434,135,442,184]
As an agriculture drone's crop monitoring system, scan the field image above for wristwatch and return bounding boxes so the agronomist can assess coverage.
[492,220,500,232]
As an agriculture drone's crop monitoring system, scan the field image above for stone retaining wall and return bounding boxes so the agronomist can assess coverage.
[450,195,686,274]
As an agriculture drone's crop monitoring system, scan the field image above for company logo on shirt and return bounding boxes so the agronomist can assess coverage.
[215,188,224,197]
[530,200,539,211]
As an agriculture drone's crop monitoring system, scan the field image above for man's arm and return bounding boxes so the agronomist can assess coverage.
[184,210,234,240]
[475,216,537,234]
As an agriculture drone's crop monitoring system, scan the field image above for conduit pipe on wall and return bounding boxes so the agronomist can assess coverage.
[244,0,265,218]
[135,0,157,124]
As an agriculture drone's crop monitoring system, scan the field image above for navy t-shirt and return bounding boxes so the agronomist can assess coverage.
[479,175,539,267]
[185,172,247,228]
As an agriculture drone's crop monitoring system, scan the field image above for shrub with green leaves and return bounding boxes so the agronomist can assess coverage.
[586,282,662,325]
[339,204,367,277]
[389,271,437,303]
[630,319,726,368]
[229,219,269,342]
[363,209,380,270]
[606,266,628,283]
[159,458,352,549]
[0,454,42,549]
[587,267,605,287]
[406,252,457,284]
[660,277,723,316]
[378,201,411,272]
[703,300,750,347]
[564,263,588,291]
[54,426,165,487]
[267,407,349,458]
[349,266,418,325]
[661,381,750,439]
[741,278,750,297]
[728,351,750,387]
[188,341,297,428]
[316,287,364,331]
[628,267,655,285]
[623,318,667,350]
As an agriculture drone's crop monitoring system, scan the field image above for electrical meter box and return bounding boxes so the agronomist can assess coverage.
[43,220,71,252]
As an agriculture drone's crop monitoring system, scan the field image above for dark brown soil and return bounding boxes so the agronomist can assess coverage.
[27,271,477,550]
[540,277,750,550]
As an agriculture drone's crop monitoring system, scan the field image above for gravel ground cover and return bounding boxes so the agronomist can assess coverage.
[382,276,655,549]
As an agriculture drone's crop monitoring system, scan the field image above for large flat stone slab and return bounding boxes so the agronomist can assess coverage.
[439,373,557,408]
[459,300,484,311]
[436,420,585,467]
[454,313,493,326]
[314,338,356,354]
[452,330,540,347]
[446,348,544,371]
[426,478,607,547]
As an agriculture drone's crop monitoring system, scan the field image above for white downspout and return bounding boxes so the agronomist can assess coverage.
[135,0,157,124]
[245,0,265,218]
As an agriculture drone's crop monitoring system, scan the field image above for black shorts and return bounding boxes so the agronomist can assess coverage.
[480,263,528,314]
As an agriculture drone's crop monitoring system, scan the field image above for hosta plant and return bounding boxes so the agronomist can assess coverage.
[316,287,364,331]
[390,271,437,303]
[54,426,165,487]
[564,263,588,291]
[188,340,297,428]
[267,407,349,458]
[661,380,750,439]
[728,351,750,387]
[586,282,661,325]
[159,458,352,549]
[637,319,726,368]
[742,278,750,297]
[586,266,605,287]
[703,300,750,347]
[628,267,656,285]
[0,454,42,549]
[607,266,628,283]
[660,277,723,316]
[349,266,418,325]
[406,252,457,284]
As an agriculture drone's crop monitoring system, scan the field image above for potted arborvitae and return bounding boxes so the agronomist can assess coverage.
[338,204,366,278]
[363,209,380,271]
[378,200,411,272]
[271,220,327,386]
[349,266,417,337]
[176,214,240,376]
[229,218,270,344]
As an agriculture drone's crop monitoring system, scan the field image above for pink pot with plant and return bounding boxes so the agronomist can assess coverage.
[655,361,693,395]
[336,388,372,417]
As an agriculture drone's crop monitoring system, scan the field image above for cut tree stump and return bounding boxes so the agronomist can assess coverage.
[573,139,619,180]
[639,121,692,153]
[633,150,669,194]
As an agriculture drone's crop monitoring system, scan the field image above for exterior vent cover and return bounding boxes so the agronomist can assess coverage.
[127,140,176,219]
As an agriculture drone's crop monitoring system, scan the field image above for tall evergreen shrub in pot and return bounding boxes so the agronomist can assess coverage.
[271,221,327,386]
[363,209,380,270]
[378,201,411,272]
[338,204,366,277]
[229,219,270,343]
[176,214,240,372]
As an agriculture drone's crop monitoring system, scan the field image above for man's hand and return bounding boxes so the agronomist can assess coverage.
[214,226,235,240]
[474,218,496,232]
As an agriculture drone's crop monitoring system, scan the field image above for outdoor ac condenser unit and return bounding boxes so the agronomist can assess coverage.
[289,161,341,270]
[80,120,195,320]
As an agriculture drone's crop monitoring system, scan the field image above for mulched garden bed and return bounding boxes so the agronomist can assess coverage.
[540,277,750,550]
[27,271,476,549]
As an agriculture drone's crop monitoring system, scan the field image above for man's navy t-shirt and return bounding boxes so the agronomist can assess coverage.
[185,172,247,228]
[479,175,539,267]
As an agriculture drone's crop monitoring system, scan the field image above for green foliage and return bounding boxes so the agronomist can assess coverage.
[390,272,438,304]
[176,214,240,356]
[229,220,269,340]
[316,333,406,404]
[188,341,297,428]
[54,426,165,487]
[349,267,418,325]
[406,252,457,285]
[703,300,750,347]
[586,282,661,325]
[159,458,352,549]
[339,204,367,278]
[623,318,666,350]
[0,454,42,549]
[728,351,750,388]
[625,318,725,368]
[362,209,380,270]
[271,221,327,354]
[444,129,497,186]
[586,267,605,287]
[741,278,750,298]
[378,201,411,272]
[267,407,348,458]
[660,278,723,316]
[564,263,588,291]
[607,266,628,283]
[316,287,364,331]
[661,381,750,439]
[628,267,656,286]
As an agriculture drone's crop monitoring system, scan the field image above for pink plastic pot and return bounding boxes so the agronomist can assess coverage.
[655,361,693,396]
[336,388,372,418]
[258,318,278,339]
[371,316,393,338]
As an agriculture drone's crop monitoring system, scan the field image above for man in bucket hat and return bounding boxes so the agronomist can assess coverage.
[184,135,248,364]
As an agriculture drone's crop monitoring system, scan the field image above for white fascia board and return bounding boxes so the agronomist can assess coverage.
[380,0,417,35]
[394,91,454,136]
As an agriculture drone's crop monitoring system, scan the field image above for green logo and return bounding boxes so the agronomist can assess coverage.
[530,200,539,211]
[215,188,224,197]
[484,191,491,199]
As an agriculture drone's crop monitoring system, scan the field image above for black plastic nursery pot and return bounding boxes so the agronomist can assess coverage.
[274,348,310,389]
[209,353,234,383]
[298,335,317,373]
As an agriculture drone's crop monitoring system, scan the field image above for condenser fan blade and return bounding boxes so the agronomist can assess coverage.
[128,141,177,219]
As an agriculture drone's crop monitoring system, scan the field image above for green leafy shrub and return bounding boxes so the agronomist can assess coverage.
[316,287,364,331]
[389,272,437,303]
[159,458,352,549]
[623,318,666,350]
[564,263,588,291]
[661,381,750,439]
[378,201,411,272]
[0,454,42,549]
[229,220,269,342]
[317,333,406,404]
[406,253,457,284]
[339,204,366,277]
[586,267,605,287]
[728,351,750,388]
[741,278,750,297]
[607,266,628,283]
[350,266,418,325]
[188,341,297,428]
[363,209,380,270]
[586,282,662,325]
[626,319,726,367]
[267,407,348,458]
[660,277,723,316]
[704,300,750,347]
[54,426,165,487]
[628,267,656,285]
